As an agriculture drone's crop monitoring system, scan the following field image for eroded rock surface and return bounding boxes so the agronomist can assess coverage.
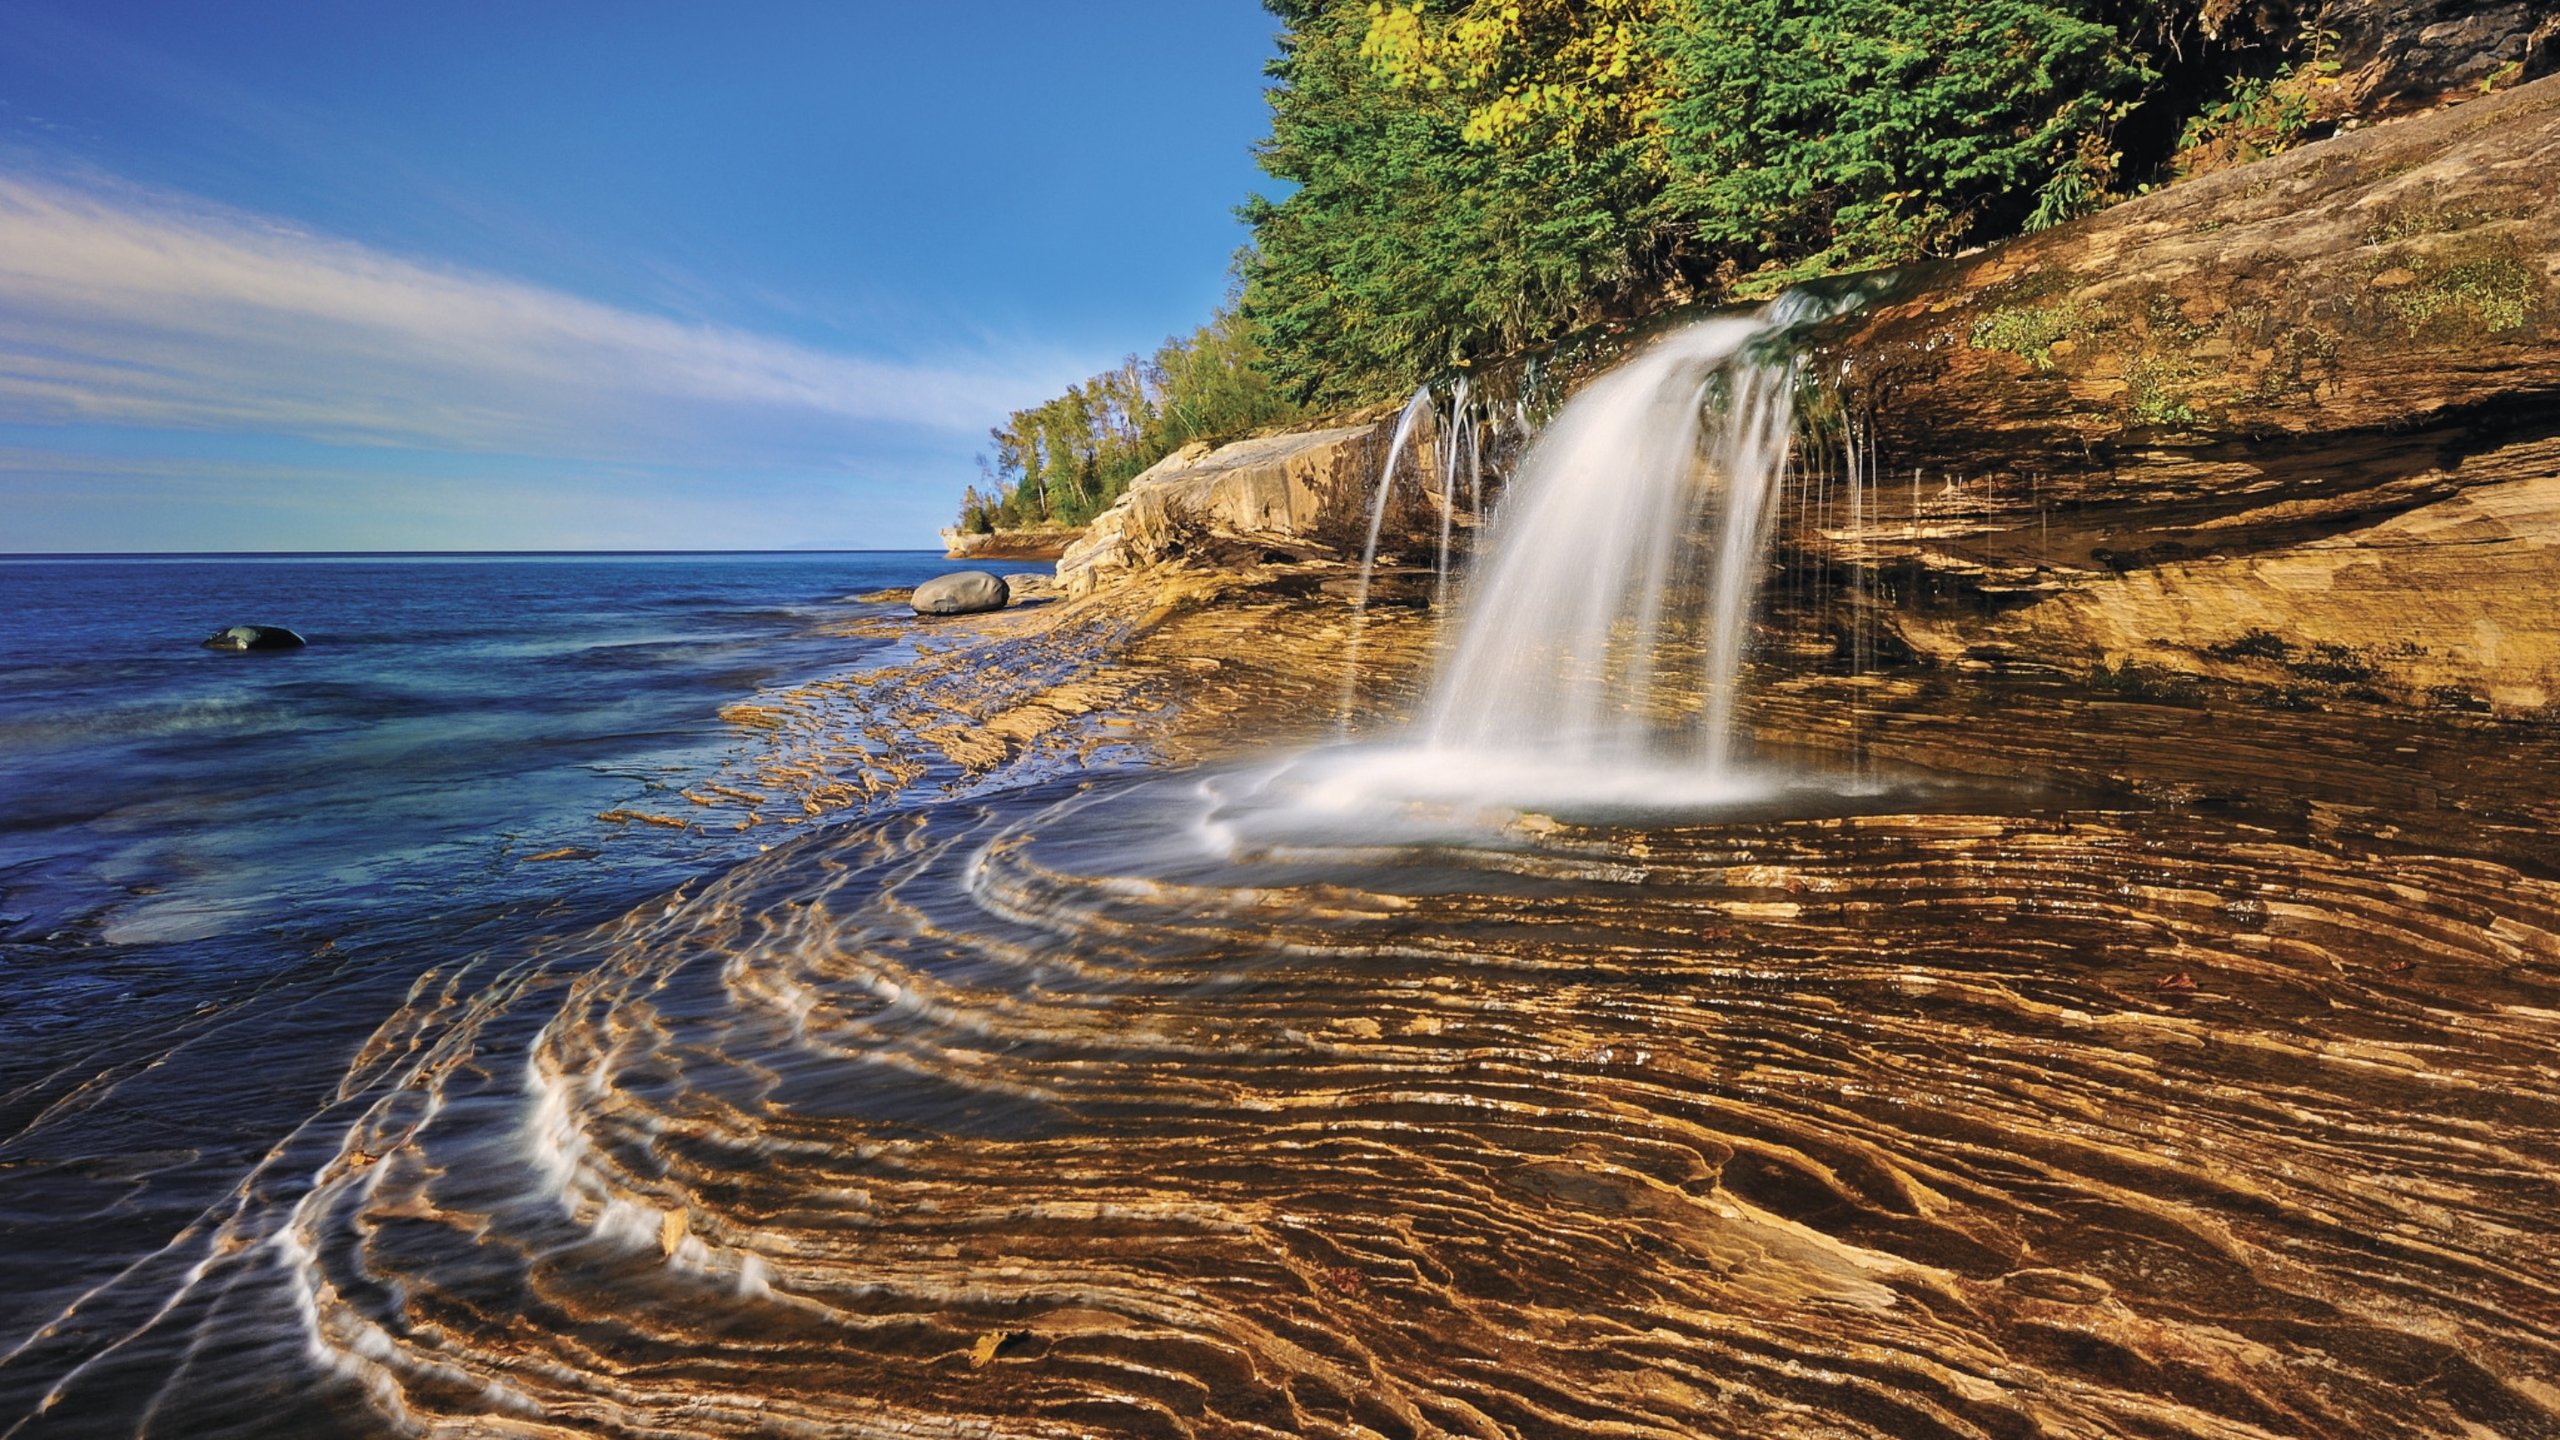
[1800,72,2560,711]
[2322,0,2557,117]
[939,525,1086,562]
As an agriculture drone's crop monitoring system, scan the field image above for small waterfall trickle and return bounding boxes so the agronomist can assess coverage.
[1434,377,1471,613]
[1421,304,1804,781]
[1334,386,1437,735]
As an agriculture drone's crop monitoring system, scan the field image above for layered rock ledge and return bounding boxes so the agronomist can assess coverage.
[1798,71,2560,711]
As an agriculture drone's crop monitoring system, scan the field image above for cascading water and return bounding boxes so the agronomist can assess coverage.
[1424,302,1802,780]
[1253,297,1831,834]
[1334,386,1437,735]
[1433,377,1470,613]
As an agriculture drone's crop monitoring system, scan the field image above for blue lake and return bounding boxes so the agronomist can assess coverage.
[0,550,1042,1428]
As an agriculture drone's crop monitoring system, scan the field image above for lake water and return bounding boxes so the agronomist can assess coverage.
[0,550,1042,1431]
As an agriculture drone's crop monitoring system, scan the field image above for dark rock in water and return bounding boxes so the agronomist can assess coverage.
[911,571,1010,617]
[202,625,307,652]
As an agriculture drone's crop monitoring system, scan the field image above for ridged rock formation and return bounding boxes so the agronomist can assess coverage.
[1792,71,2560,711]
[2320,0,2557,117]
[942,525,1088,562]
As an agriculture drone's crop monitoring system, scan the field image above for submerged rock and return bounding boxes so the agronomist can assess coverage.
[911,571,1010,617]
[201,625,306,652]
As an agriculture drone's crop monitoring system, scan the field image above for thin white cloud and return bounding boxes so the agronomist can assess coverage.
[0,170,1069,460]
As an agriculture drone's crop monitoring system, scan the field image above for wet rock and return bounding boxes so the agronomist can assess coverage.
[911,571,1011,617]
[200,625,305,652]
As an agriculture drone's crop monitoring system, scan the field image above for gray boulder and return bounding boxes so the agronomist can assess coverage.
[202,625,306,652]
[910,571,1010,617]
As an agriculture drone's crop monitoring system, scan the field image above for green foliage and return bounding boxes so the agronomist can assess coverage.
[1971,300,2092,370]
[2120,353,2202,427]
[1242,5,1671,408]
[955,0,2337,516]
[1235,0,2320,406]
[1656,0,2146,277]
[962,306,1300,530]
[2377,239,2541,338]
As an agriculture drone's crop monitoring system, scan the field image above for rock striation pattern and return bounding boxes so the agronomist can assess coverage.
[1793,71,2560,711]
[2321,0,2558,117]
[940,525,1087,562]
[260,674,2560,1440]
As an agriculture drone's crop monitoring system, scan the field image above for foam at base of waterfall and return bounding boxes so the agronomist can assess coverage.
[1195,742,1917,853]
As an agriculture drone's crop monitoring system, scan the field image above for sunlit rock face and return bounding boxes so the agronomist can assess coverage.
[1798,73,2560,712]
[1058,419,1442,596]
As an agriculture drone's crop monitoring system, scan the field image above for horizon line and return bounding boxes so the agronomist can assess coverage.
[0,547,954,559]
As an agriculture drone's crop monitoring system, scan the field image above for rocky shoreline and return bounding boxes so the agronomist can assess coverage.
[938,524,1087,562]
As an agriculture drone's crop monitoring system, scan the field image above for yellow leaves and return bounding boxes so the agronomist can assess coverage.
[1359,0,1669,153]
[1360,1,1444,88]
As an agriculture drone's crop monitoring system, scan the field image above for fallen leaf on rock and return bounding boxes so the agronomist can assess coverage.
[968,1329,1029,1369]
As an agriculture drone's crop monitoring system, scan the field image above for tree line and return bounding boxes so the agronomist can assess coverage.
[955,307,1298,533]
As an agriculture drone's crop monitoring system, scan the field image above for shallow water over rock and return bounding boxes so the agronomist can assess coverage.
[35,676,2551,1439]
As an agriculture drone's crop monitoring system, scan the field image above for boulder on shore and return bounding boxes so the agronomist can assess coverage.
[1056,420,1443,597]
[911,571,1011,617]
[202,625,306,652]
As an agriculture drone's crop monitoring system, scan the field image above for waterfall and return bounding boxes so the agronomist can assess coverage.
[1421,304,1802,780]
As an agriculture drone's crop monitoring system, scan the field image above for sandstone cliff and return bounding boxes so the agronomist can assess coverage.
[1055,418,1446,597]
[1800,71,2560,711]
[1049,69,2560,716]
[941,526,1086,562]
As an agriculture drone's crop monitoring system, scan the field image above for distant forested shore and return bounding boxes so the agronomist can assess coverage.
[958,0,2535,533]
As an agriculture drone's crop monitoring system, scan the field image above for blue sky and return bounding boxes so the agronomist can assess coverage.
[0,2,1284,550]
